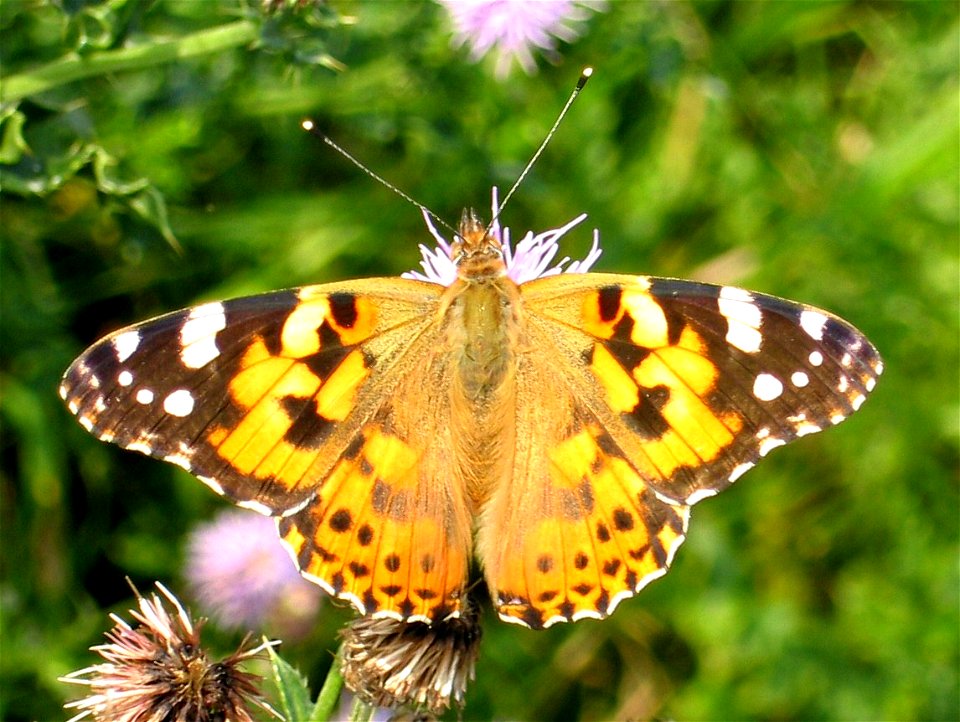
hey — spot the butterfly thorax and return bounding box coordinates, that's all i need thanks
[446,208,517,397]
[442,209,521,508]
[450,208,507,283]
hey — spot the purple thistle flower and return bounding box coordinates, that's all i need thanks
[438,0,605,77]
[403,187,601,285]
[184,509,321,636]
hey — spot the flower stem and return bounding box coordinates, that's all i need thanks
[312,643,346,722]
[1,20,258,103]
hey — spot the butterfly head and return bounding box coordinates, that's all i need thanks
[451,208,507,281]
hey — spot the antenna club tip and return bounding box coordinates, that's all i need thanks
[301,119,315,131]
[576,67,593,90]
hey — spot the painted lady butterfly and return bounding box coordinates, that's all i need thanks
[61,189,881,629]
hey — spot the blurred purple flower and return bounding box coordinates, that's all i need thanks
[403,187,601,285]
[185,509,321,637]
[438,0,605,77]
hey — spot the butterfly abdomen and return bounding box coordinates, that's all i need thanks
[445,278,522,510]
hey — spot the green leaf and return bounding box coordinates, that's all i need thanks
[0,107,28,164]
[266,641,318,722]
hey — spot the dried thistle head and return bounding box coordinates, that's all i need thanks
[341,604,482,716]
[60,581,278,722]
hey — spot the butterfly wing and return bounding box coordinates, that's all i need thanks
[481,272,882,628]
[61,279,471,622]
[477,347,691,629]
[277,325,474,623]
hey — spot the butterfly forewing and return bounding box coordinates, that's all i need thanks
[60,281,441,511]
[521,273,883,506]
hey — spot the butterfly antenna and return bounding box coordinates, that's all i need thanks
[301,119,459,237]
[488,66,593,233]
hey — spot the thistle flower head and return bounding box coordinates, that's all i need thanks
[60,582,278,722]
[403,187,601,285]
[438,0,605,77]
[340,605,482,715]
[185,509,322,637]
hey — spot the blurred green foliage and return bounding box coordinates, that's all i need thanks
[1,1,957,720]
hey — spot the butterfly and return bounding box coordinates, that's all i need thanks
[61,195,882,630]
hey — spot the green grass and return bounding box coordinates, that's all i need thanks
[2,1,957,720]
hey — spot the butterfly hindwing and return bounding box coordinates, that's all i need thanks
[479,343,691,628]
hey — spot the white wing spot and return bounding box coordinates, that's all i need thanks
[180,302,227,369]
[79,416,94,432]
[718,287,763,353]
[237,499,274,516]
[687,487,719,504]
[634,566,669,594]
[118,370,134,387]
[280,495,315,517]
[851,393,866,411]
[569,609,605,624]
[718,286,754,305]
[808,350,824,367]
[875,361,884,375]
[841,352,853,367]
[197,475,225,495]
[300,569,337,598]
[726,324,762,354]
[759,437,786,457]
[728,462,755,483]
[113,331,141,363]
[790,371,810,387]
[795,423,822,437]
[135,388,155,405]
[800,311,828,341]
[59,383,68,400]
[830,413,846,425]
[753,373,784,401]
[94,396,106,412]
[164,453,193,472]
[163,389,195,417]
[756,426,770,440]
[88,375,101,389]
[665,523,688,563]
[67,400,79,414]
[126,439,153,455]
[865,377,877,392]
[838,376,849,393]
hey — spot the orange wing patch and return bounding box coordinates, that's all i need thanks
[581,282,744,480]
[278,426,469,622]
[205,292,376,496]
[491,422,689,629]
